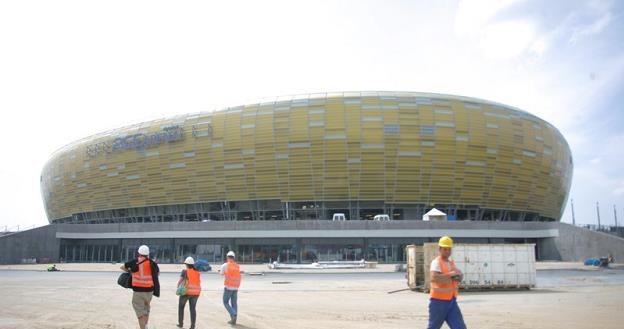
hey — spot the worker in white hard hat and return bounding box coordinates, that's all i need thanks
[120,244,160,329]
[176,256,201,329]
[427,236,466,329]
[219,250,242,325]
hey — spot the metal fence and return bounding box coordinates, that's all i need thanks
[577,224,624,238]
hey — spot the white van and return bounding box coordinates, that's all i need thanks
[373,214,391,221]
[332,213,347,221]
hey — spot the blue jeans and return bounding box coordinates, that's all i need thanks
[223,288,238,317]
[427,298,466,329]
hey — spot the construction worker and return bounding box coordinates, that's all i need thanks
[177,256,201,329]
[427,236,467,329]
[220,251,241,325]
[120,245,160,329]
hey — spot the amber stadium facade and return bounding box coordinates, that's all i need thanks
[34,91,573,264]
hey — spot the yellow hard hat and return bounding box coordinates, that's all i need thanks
[438,236,453,248]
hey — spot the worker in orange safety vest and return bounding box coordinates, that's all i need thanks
[177,256,201,329]
[427,236,467,329]
[220,251,242,325]
[120,244,160,329]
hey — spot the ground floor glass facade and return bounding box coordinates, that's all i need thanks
[58,237,539,264]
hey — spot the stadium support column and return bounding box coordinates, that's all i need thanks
[117,238,123,263]
[171,238,176,263]
[296,238,302,264]
[231,239,238,259]
[284,202,290,220]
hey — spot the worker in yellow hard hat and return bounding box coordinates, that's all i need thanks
[427,236,466,329]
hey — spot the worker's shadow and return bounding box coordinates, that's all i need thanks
[232,324,257,329]
[456,289,562,304]
[460,288,562,299]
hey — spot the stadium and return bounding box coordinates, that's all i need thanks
[5,91,584,264]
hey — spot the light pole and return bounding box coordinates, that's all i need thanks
[571,199,576,226]
[596,202,601,231]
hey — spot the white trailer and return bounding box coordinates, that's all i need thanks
[407,243,536,291]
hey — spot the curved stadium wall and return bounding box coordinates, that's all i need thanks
[41,91,573,224]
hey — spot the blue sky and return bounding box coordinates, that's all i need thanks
[0,0,622,228]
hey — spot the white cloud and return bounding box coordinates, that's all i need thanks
[563,133,624,224]
[455,0,616,60]
[455,0,539,59]
[613,183,624,196]
[455,0,526,36]
[569,11,612,44]
[529,35,549,56]
[479,20,536,59]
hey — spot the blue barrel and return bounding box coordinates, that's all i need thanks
[584,258,600,266]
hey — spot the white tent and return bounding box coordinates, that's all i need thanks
[422,208,447,221]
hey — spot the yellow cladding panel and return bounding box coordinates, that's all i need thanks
[41,92,573,222]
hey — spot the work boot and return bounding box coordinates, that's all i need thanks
[228,315,237,325]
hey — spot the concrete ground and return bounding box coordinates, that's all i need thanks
[0,262,623,329]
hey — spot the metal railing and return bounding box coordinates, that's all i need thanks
[576,224,624,238]
[2,224,39,235]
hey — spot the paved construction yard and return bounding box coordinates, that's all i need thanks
[0,263,623,329]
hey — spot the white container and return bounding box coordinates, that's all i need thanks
[421,243,536,290]
[406,245,424,289]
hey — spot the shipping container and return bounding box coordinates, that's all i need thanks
[407,243,536,291]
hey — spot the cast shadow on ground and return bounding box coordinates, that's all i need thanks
[231,324,257,329]
[459,288,562,297]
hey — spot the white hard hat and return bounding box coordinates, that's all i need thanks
[138,245,149,256]
[184,256,195,265]
[227,251,236,258]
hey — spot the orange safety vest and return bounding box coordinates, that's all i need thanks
[186,268,201,296]
[430,256,459,300]
[132,257,154,288]
[224,261,241,289]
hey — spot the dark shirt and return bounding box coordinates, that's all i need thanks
[124,258,161,296]
[179,266,197,279]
